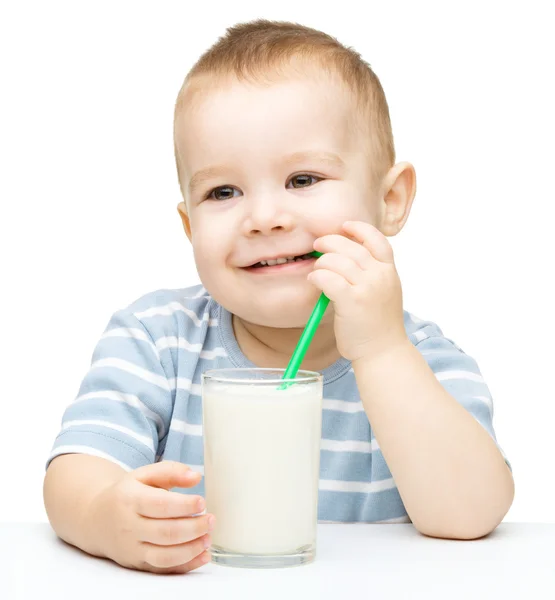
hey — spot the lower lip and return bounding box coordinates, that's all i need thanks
[243,258,316,275]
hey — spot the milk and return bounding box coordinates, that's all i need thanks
[203,377,323,556]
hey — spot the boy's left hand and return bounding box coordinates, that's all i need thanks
[308,220,408,363]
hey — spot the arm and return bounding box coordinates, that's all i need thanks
[309,220,514,540]
[44,454,213,573]
[44,454,125,557]
[352,341,514,539]
[44,304,212,572]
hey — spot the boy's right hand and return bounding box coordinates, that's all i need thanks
[90,460,214,574]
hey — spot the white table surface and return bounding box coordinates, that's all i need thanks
[1,523,553,599]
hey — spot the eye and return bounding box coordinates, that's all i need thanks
[205,186,241,201]
[287,174,322,189]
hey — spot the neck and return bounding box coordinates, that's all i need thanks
[232,314,341,372]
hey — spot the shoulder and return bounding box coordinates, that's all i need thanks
[106,285,217,340]
[403,310,485,380]
[125,285,212,316]
[403,310,465,353]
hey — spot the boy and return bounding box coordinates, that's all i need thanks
[44,19,514,574]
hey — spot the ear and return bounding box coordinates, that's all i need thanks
[379,162,417,237]
[177,201,192,242]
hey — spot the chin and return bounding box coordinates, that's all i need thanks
[265,315,309,329]
[212,286,322,327]
[237,301,317,329]
[242,310,309,329]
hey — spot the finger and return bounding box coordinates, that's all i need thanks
[142,534,212,570]
[140,551,211,575]
[313,234,374,270]
[312,253,362,285]
[138,514,215,545]
[134,484,205,519]
[173,550,211,574]
[342,221,394,264]
[132,461,202,491]
[307,269,350,303]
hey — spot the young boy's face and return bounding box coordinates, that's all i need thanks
[175,72,386,328]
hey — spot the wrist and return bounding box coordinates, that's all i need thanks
[351,337,414,372]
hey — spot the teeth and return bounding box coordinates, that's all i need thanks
[255,254,312,267]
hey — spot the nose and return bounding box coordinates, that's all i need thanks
[242,195,295,237]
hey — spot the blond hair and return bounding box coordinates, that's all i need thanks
[173,19,395,198]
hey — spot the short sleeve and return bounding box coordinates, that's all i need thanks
[46,309,174,472]
[415,335,511,471]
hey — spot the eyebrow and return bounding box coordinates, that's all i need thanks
[188,151,346,195]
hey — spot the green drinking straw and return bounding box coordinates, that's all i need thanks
[280,251,330,388]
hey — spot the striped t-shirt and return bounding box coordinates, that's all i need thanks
[47,285,509,523]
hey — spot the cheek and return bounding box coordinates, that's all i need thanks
[311,183,377,231]
[190,216,227,276]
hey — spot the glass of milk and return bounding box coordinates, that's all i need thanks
[202,368,323,568]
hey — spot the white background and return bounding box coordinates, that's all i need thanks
[1,0,553,524]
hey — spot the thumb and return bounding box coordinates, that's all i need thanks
[131,460,202,490]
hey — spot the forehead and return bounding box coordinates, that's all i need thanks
[179,64,356,120]
[174,72,362,172]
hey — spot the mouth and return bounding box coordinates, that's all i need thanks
[249,253,315,269]
[242,252,317,274]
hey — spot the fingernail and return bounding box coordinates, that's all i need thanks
[207,515,215,531]
[203,535,212,549]
[200,551,211,564]
[197,497,205,512]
